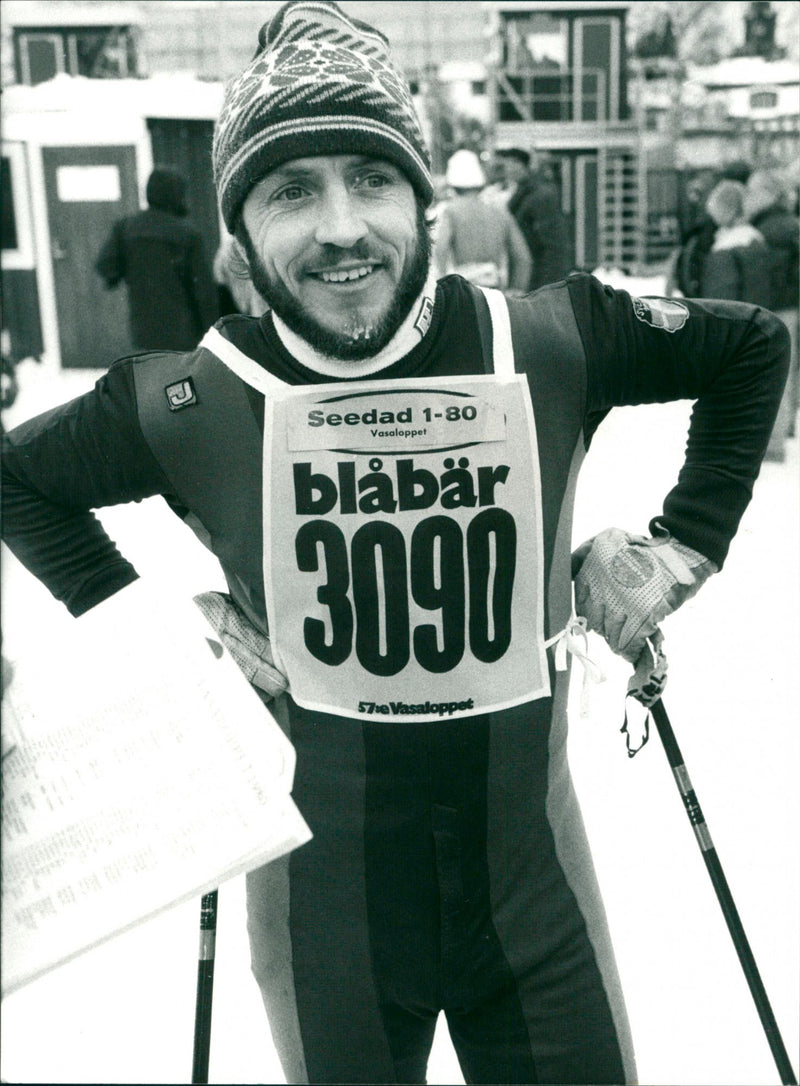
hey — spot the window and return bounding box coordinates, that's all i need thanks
[71,28,137,78]
[14,26,137,85]
[17,33,64,85]
[496,11,617,123]
[750,89,778,110]
[576,18,617,122]
[502,12,568,73]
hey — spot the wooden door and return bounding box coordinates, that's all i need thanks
[42,145,139,368]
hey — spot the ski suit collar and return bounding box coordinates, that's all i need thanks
[267,268,438,378]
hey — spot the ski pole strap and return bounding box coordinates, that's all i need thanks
[622,631,669,756]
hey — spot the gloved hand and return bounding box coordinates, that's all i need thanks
[571,527,717,664]
[194,591,288,700]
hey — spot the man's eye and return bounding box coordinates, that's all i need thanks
[275,185,307,202]
[357,172,390,189]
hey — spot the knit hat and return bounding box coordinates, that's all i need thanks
[212,0,434,233]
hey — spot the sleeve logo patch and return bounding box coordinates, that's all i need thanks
[632,296,689,333]
[165,378,198,411]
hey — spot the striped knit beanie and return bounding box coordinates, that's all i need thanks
[212,0,434,233]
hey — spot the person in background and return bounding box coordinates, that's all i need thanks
[2,2,790,1083]
[706,180,764,251]
[669,162,754,300]
[433,149,531,290]
[481,153,513,208]
[667,168,719,298]
[96,166,219,351]
[495,147,573,290]
[700,180,775,308]
[745,169,800,459]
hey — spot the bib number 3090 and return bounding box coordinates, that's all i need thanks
[295,509,516,677]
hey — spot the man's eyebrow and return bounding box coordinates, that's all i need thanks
[351,156,399,171]
[263,165,317,184]
[274,157,394,177]
[256,156,399,190]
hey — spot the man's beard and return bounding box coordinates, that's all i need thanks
[238,203,432,362]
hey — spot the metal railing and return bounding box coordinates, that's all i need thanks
[494,66,607,124]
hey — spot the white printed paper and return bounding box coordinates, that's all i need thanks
[1,580,311,994]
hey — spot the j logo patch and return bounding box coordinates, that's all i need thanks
[165,378,197,411]
[414,295,434,338]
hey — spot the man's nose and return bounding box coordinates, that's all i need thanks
[314,186,368,249]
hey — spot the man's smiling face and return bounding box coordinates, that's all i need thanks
[239,154,431,361]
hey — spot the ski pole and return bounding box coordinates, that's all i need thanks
[650,697,797,1086]
[191,889,219,1084]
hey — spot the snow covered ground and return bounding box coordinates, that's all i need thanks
[2,287,798,1084]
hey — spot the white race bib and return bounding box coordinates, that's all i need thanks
[263,370,548,721]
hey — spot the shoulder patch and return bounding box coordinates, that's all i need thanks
[165,377,198,411]
[631,296,689,333]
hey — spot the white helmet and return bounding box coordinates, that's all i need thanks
[445,149,486,190]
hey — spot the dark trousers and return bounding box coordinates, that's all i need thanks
[246,699,635,1084]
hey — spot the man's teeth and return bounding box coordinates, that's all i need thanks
[319,266,374,283]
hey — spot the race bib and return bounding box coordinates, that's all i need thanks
[199,290,550,723]
[263,372,548,721]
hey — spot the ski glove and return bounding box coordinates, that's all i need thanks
[193,591,288,700]
[571,527,717,664]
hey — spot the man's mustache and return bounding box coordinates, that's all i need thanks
[306,241,382,270]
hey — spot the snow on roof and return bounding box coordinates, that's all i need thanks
[4,1,143,27]
[689,55,799,88]
[3,74,225,121]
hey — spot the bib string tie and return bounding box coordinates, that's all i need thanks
[544,615,606,717]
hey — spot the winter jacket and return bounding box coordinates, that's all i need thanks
[700,236,780,310]
[507,175,573,290]
[751,205,800,311]
[96,208,219,352]
[673,215,717,298]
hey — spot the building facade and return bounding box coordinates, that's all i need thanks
[2,2,797,370]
